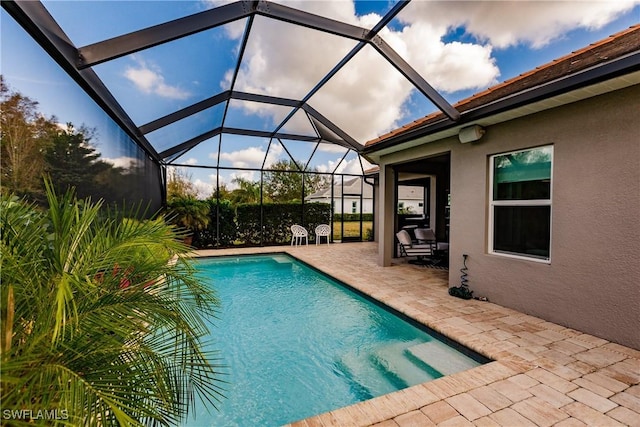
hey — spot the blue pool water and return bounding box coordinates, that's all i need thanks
[187,254,483,426]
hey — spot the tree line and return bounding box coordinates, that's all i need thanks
[1,76,143,205]
[168,160,330,204]
[2,74,334,209]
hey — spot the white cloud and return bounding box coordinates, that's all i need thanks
[203,171,260,194]
[402,1,639,49]
[334,155,373,175]
[315,158,344,174]
[216,0,500,142]
[315,164,329,174]
[389,24,499,93]
[264,142,284,168]
[184,157,198,165]
[205,0,637,143]
[220,170,258,190]
[215,140,284,169]
[218,146,267,168]
[230,170,257,184]
[124,57,191,100]
[193,178,213,199]
[317,143,348,154]
[102,156,140,169]
[334,157,357,175]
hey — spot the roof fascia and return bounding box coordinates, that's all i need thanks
[76,1,255,68]
[2,0,161,163]
[461,50,640,122]
[364,51,640,154]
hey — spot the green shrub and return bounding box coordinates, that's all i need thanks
[166,197,210,231]
[193,199,237,248]
[0,182,224,425]
[365,227,374,241]
[333,213,374,222]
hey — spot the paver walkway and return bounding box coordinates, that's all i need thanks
[195,243,640,427]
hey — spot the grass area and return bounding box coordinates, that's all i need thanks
[333,221,372,241]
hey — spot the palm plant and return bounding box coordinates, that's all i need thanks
[166,197,210,243]
[0,180,224,426]
[166,197,210,230]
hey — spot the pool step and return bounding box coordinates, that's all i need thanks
[337,350,399,398]
[338,339,480,399]
[371,340,440,387]
[406,340,480,376]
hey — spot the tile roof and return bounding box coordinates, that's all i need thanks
[365,24,640,148]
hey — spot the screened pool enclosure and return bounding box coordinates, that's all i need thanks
[2,0,462,245]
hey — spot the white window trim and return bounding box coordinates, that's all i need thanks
[488,146,553,263]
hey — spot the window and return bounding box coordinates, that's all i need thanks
[489,145,553,261]
[352,201,357,214]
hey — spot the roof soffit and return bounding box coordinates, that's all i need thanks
[365,25,640,155]
[367,70,640,162]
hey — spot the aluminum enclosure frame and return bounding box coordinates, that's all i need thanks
[2,0,461,169]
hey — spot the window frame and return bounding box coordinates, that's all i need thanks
[488,145,553,263]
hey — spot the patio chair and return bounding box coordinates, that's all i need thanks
[396,229,436,264]
[414,228,436,245]
[415,228,450,253]
[290,224,309,246]
[315,224,331,245]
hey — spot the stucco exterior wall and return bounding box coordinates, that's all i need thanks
[378,84,640,348]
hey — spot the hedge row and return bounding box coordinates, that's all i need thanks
[193,202,331,247]
[192,200,237,248]
[333,213,373,222]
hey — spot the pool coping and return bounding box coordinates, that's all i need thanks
[192,243,640,427]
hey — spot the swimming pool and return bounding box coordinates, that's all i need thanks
[187,254,485,426]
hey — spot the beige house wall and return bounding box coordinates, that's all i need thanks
[376,84,640,349]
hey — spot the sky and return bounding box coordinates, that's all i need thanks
[2,0,639,196]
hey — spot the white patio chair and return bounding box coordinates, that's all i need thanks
[396,229,436,263]
[315,224,331,245]
[290,224,309,246]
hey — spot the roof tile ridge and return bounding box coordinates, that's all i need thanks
[454,25,640,106]
[365,25,640,147]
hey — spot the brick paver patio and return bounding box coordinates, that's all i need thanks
[195,243,640,427]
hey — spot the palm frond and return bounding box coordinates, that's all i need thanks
[1,180,225,425]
